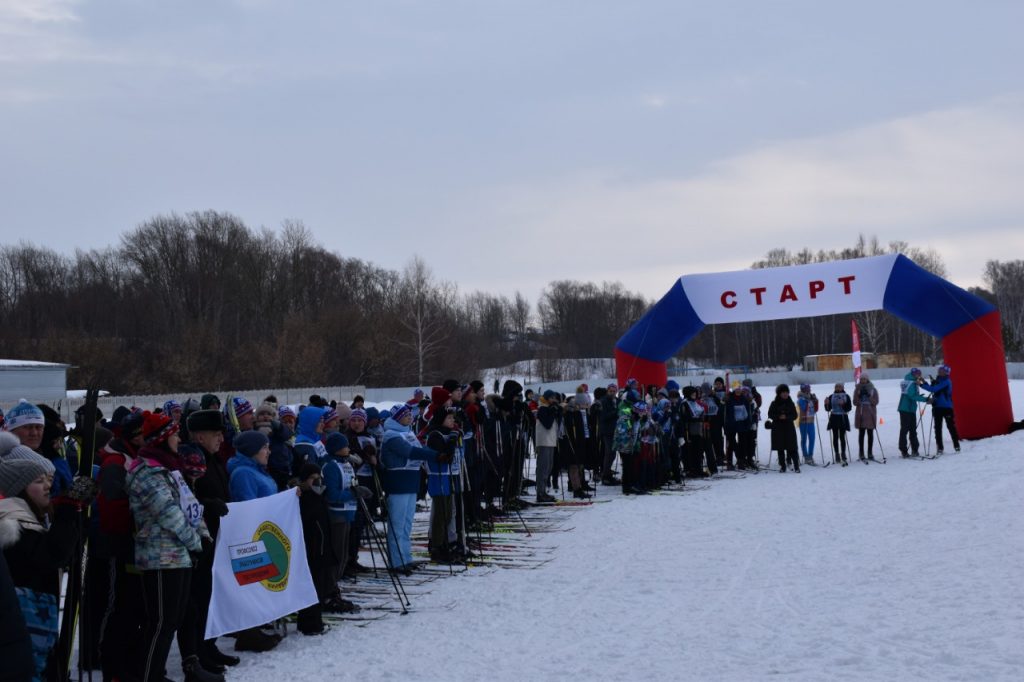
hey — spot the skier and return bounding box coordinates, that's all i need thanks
[920,365,960,453]
[897,368,929,457]
[796,384,819,466]
[824,383,852,466]
[853,375,880,461]
[680,386,710,478]
[723,385,755,470]
[533,391,560,504]
[767,384,800,472]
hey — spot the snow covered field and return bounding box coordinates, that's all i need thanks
[233,379,1024,681]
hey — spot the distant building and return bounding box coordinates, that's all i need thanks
[0,359,71,403]
[802,352,923,371]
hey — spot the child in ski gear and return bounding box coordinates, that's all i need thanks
[294,462,334,635]
[897,369,929,456]
[853,375,880,460]
[920,365,960,453]
[797,384,819,465]
[701,382,725,470]
[322,432,357,582]
[824,384,852,465]
[767,384,800,472]
[724,385,756,470]
[680,386,710,478]
[425,409,462,560]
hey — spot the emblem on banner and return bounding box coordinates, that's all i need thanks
[228,520,292,592]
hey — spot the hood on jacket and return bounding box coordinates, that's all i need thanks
[228,452,266,474]
[296,406,325,442]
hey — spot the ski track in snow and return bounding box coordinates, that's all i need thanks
[228,380,1024,681]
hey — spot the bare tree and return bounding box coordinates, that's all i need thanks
[395,256,457,385]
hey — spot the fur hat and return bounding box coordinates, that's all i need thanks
[3,400,44,431]
[186,409,223,434]
[233,430,269,457]
[324,432,349,455]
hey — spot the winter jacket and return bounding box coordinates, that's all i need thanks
[192,442,231,540]
[898,373,930,414]
[425,427,458,496]
[797,392,819,425]
[126,452,205,570]
[227,454,278,502]
[599,394,619,434]
[299,488,335,571]
[535,404,560,448]
[723,394,753,435]
[96,439,137,561]
[380,417,439,495]
[293,407,327,468]
[767,397,799,452]
[853,382,879,429]
[322,455,357,522]
[679,400,706,439]
[921,376,954,410]
[824,392,852,432]
[0,548,34,682]
[264,421,295,480]
[703,394,724,429]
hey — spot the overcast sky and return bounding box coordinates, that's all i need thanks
[2,0,1023,302]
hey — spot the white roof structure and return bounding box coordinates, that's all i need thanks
[0,359,71,404]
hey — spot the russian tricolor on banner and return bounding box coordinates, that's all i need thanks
[614,254,1013,439]
[230,540,278,586]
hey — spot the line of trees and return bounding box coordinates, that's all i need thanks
[1,214,1019,393]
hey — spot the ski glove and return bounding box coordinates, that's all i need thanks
[66,476,99,505]
[354,485,374,500]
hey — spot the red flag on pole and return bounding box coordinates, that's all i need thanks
[851,319,862,384]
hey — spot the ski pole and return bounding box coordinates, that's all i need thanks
[359,497,409,610]
[875,421,887,464]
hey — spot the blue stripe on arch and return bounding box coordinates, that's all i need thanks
[882,254,995,338]
[615,279,706,361]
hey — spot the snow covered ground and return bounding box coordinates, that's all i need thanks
[231,379,1024,681]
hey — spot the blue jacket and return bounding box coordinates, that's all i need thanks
[293,407,327,467]
[322,456,357,522]
[723,394,753,434]
[380,418,438,495]
[898,373,930,413]
[921,376,954,410]
[227,454,278,502]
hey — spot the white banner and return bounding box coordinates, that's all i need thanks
[205,489,319,639]
[680,254,898,325]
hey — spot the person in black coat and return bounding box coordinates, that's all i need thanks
[767,384,800,473]
[598,385,621,484]
[824,383,853,466]
[295,463,335,635]
[0,542,34,682]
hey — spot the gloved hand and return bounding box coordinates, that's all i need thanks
[764,420,774,430]
[205,498,229,517]
[67,476,99,505]
[354,485,373,500]
[348,453,363,468]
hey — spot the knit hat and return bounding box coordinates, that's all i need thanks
[278,405,297,420]
[324,432,349,455]
[0,455,55,497]
[186,409,223,434]
[334,403,352,422]
[542,389,557,402]
[575,391,593,408]
[255,403,277,422]
[233,430,269,458]
[321,407,339,425]
[391,404,412,422]
[683,386,698,398]
[162,400,182,415]
[700,382,712,395]
[910,368,922,376]
[442,379,460,394]
[181,450,207,479]
[120,410,145,440]
[230,397,253,419]
[834,382,844,390]
[0,432,54,468]
[412,389,424,400]
[469,380,484,393]
[349,409,367,424]
[800,383,811,393]
[365,407,380,422]
[665,380,681,393]
[938,364,951,375]
[776,384,790,395]
[141,411,179,446]
[200,394,221,410]
[3,399,45,431]
[378,408,391,421]
[742,378,754,388]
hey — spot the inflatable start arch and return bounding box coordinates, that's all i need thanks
[614,254,1012,439]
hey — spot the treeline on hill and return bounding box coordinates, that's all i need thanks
[0,214,1021,393]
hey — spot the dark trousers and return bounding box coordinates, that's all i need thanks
[831,428,848,460]
[100,557,145,681]
[777,448,799,469]
[858,428,875,457]
[933,407,960,450]
[601,432,617,478]
[138,568,191,682]
[349,509,366,568]
[898,410,920,454]
[706,425,725,465]
[296,561,331,634]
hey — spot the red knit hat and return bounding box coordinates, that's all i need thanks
[141,410,180,445]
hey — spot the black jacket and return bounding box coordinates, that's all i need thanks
[0,550,33,682]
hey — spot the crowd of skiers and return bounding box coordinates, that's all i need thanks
[0,367,961,681]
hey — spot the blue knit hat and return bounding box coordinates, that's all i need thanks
[366,407,380,422]
[665,380,681,393]
[163,399,182,415]
[3,399,45,431]
[390,404,412,422]
[233,430,269,457]
[324,432,349,455]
